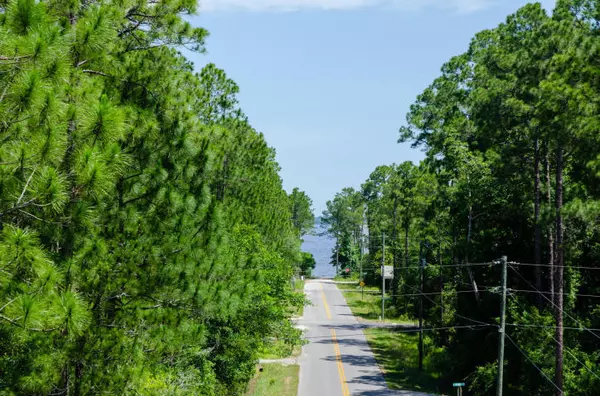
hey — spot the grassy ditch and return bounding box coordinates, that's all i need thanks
[364,327,445,394]
[340,283,414,324]
[340,283,446,394]
[246,364,299,396]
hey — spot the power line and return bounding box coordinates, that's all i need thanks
[389,290,493,298]
[402,283,493,327]
[278,324,494,340]
[506,323,600,332]
[508,295,600,383]
[547,332,600,382]
[343,262,496,272]
[505,333,563,394]
[508,289,600,299]
[342,285,600,300]
[509,262,600,271]
[340,290,495,297]
[508,265,600,342]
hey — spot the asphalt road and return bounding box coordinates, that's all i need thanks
[297,280,433,396]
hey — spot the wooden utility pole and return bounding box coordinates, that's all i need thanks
[497,256,508,396]
[360,231,364,283]
[381,233,385,322]
[336,244,339,277]
[555,147,564,396]
[418,242,424,371]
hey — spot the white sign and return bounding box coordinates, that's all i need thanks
[383,265,394,279]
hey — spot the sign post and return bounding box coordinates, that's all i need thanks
[453,382,465,396]
[382,265,393,322]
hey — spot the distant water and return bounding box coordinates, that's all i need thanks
[301,218,336,278]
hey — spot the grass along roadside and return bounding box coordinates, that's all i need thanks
[339,283,444,394]
[257,340,302,360]
[245,364,299,396]
[339,283,414,325]
[364,328,444,395]
[292,278,307,317]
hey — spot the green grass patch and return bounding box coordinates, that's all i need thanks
[258,339,302,360]
[364,328,444,394]
[246,364,299,396]
[293,278,305,292]
[333,274,360,281]
[340,284,413,324]
[290,278,307,317]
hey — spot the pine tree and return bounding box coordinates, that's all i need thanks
[1,0,305,393]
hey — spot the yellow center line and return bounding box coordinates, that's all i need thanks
[320,284,348,395]
[320,283,332,320]
[331,328,350,396]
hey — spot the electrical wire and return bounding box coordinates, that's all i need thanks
[339,290,495,297]
[507,295,600,383]
[401,283,493,327]
[388,290,491,298]
[506,323,600,332]
[342,285,600,300]
[278,324,494,341]
[508,289,600,299]
[547,333,600,382]
[509,262,600,271]
[509,264,600,342]
[505,333,563,394]
[345,262,496,272]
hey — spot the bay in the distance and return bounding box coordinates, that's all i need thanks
[301,217,335,278]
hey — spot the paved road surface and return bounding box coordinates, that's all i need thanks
[298,280,433,396]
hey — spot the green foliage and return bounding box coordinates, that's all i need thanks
[326,1,600,394]
[364,328,443,394]
[288,187,315,238]
[322,187,364,274]
[246,364,299,396]
[0,0,306,394]
[299,252,316,277]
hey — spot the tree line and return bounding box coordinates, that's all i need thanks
[323,1,600,394]
[0,0,314,394]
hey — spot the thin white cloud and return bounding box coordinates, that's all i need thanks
[199,0,495,13]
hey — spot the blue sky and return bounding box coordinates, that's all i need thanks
[186,0,555,214]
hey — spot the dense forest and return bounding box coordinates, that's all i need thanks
[323,1,600,395]
[0,0,313,394]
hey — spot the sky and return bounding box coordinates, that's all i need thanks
[185,0,556,214]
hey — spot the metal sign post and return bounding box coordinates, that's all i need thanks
[382,266,393,322]
[453,382,465,396]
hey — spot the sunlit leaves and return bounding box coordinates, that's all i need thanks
[6,0,45,36]
[0,0,304,393]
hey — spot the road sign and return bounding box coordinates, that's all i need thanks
[383,265,393,279]
[453,382,465,387]
[359,281,365,287]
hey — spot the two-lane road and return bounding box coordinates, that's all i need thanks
[297,280,432,396]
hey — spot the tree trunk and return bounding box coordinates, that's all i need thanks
[404,221,409,269]
[467,204,480,302]
[554,146,564,396]
[534,138,542,305]
[391,197,399,298]
[438,228,443,323]
[418,242,424,371]
[404,220,410,313]
[546,146,555,303]
[73,337,86,396]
